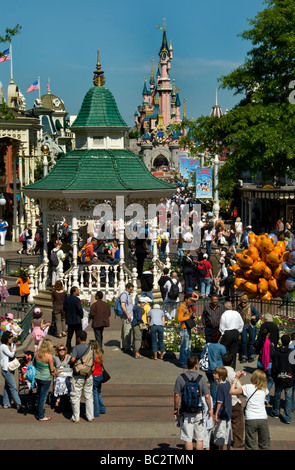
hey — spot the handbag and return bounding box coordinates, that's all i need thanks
[8,357,20,372]
[185,318,197,330]
[199,344,210,371]
[102,366,111,383]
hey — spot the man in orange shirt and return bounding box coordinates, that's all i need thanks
[177,294,197,368]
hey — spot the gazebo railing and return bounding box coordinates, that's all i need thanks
[56,262,138,301]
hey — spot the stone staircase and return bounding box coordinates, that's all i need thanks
[33,288,53,309]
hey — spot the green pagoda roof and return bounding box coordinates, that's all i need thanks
[24,51,176,200]
[71,86,128,128]
[24,149,175,194]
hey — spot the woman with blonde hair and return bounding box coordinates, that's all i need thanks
[35,338,60,421]
[230,369,270,450]
[89,340,106,417]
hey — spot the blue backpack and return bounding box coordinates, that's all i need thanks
[25,362,36,389]
[180,373,203,413]
[114,295,124,317]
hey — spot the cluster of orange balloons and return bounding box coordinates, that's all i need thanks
[231,233,289,300]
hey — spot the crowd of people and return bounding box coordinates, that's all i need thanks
[0,320,107,422]
[172,291,295,450]
[1,195,295,449]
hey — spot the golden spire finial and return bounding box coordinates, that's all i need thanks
[93,50,105,86]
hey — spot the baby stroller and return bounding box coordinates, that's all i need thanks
[18,352,38,415]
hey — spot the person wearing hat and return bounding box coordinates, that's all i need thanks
[236,294,259,363]
[138,297,151,326]
[148,304,166,360]
[1,313,23,339]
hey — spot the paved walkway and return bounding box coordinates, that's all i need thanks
[0,241,295,451]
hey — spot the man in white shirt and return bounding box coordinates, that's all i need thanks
[163,271,182,319]
[219,301,244,369]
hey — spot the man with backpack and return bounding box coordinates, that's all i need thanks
[163,271,182,319]
[173,355,212,451]
[50,240,65,286]
[197,253,213,299]
[157,232,168,260]
[69,330,94,423]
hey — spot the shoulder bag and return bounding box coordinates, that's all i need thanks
[199,344,209,371]
[8,357,20,372]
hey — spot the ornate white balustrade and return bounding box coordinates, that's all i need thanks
[27,260,139,303]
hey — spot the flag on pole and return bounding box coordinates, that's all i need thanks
[26,79,39,93]
[0,49,10,63]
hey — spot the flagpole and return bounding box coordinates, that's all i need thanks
[38,76,41,99]
[10,44,13,81]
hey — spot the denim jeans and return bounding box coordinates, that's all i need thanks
[206,241,212,256]
[179,328,191,367]
[141,291,154,302]
[240,326,257,360]
[177,247,184,260]
[257,367,273,403]
[150,325,164,352]
[272,384,293,423]
[1,369,21,407]
[35,378,51,419]
[93,374,106,417]
[200,277,211,297]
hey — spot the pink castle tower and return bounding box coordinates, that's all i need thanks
[157,22,173,125]
[132,22,189,173]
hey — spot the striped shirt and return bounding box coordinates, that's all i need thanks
[202,303,225,329]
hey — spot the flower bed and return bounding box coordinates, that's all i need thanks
[163,314,295,352]
[163,316,206,353]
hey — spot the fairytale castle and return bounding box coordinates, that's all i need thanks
[132,23,187,173]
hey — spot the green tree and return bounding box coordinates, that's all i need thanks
[180,0,295,189]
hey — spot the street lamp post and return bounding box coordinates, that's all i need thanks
[213,153,220,219]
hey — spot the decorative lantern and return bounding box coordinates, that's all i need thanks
[0,193,6,206]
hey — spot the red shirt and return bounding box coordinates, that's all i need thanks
[93,356,103,376]
[202,259,212,278]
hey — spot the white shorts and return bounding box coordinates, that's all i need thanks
[203,429,212,449]
[27,239,34,248]
[180,412,207,443]
[213,419,231,446]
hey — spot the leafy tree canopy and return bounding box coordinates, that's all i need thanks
[180,0,295,188]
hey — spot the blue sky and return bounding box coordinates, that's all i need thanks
[1,0,265,127]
